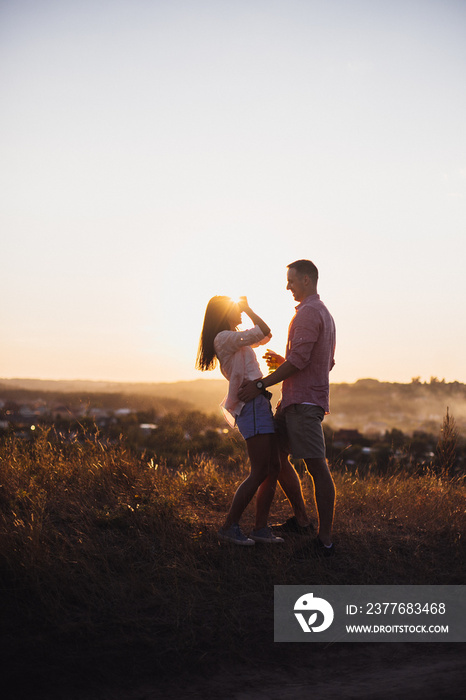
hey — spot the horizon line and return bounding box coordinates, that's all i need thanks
[1,376,464,387]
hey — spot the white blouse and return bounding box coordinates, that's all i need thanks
[214,325,271,424]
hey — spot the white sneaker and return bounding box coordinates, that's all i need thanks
[250,526,285,544]
[218,524,255,546]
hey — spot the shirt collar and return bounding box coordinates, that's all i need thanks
[295,293,320,311]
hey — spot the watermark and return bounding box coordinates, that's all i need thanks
[274,586,466,642]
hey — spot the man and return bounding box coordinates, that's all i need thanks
[238,259,336,555]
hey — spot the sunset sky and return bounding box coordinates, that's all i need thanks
[1,0,465,386]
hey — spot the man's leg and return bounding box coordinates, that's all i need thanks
[251,434,280,530]
[273,405,310,527]
[303,457,335,546]
[277,451,310,527]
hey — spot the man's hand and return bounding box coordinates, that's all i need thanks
[263,349,285,372]
[238,380,261,403]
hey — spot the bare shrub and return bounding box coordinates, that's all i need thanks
[437,407,458,475]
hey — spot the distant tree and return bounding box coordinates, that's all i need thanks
[429,376,446,385]
[179,411,213,437]
[384,428,406,450]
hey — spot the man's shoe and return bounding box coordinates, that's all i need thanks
[312,537,335,557]
[294,537,335,559]
[218,524,255,546]
[272,516,314,535]
[250,526,285,544]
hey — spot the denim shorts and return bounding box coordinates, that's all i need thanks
[274,403,326,459]
[236,394,275,440]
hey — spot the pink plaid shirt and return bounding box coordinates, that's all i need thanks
[281,294,336,413]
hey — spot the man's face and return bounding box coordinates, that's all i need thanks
[286,267,308,303]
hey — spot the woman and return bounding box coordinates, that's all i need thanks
[196,295,283,546]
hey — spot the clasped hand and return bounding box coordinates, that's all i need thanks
[237,350,285,402]
[238,379,260,402]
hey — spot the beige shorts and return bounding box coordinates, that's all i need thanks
[275,403,326,460]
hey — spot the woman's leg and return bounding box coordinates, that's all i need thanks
[222,433,271,530]
[253,434,281,529]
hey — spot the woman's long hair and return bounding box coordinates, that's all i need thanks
[196,296,234,371]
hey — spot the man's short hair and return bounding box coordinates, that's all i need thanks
[287,259,319,284]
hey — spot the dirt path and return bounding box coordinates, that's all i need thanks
[120,646,466,700]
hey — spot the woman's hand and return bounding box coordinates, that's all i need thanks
[238,297,271,338]
[238,296,249,312]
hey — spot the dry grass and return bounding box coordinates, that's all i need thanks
[0,429,465,698]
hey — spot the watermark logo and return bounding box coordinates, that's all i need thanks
[294,592,334,633]
[276,586,464,642]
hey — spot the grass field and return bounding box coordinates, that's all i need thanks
[1,429,465,699]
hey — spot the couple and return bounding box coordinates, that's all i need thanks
[196,259,336,555]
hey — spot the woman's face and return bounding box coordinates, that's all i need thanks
[227,302,242,329]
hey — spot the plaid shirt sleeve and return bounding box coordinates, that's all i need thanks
[286,310,319,370]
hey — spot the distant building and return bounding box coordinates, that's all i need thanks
[332,429,364,446]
